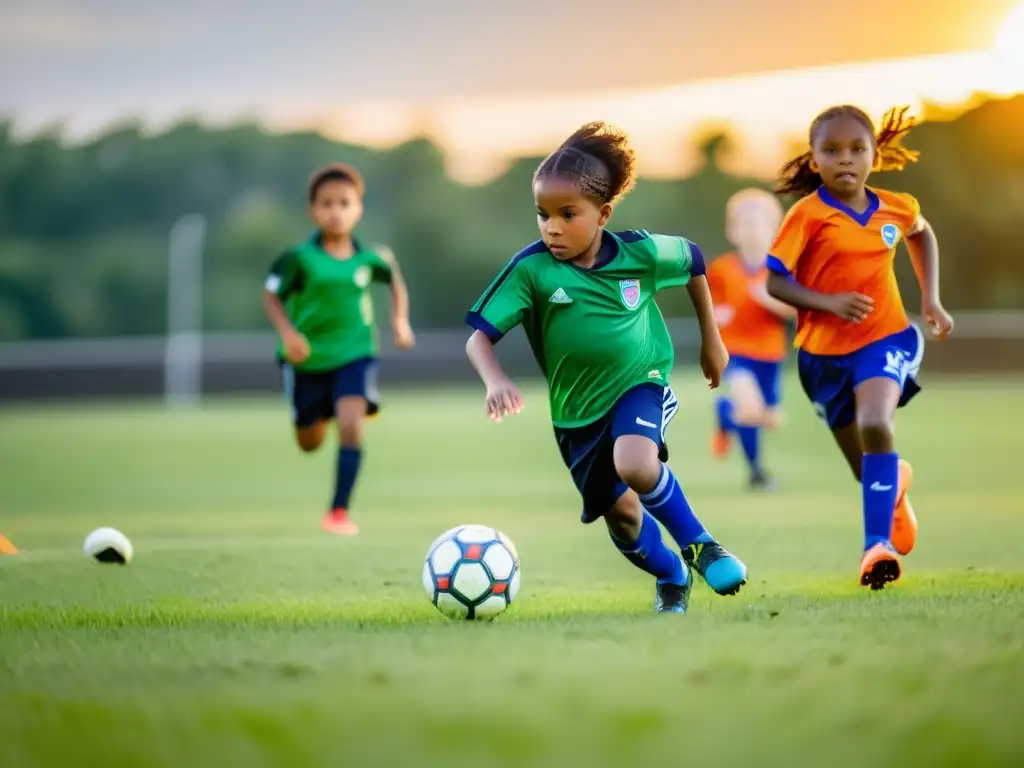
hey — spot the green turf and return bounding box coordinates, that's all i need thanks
[2,374,1023,767]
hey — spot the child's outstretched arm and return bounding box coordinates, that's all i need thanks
[264,252,310,363]
[749,280,798,320]
[766,205,873,324]
[466,330,524,422]
[465,256,532,421]
[766,272,874,324]
[388,260,415,349]
[377,247,415,349]
[686,274,729,389]
[263,289,309,364]
[905,217,953,340]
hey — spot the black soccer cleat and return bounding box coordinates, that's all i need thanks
[749,466,777,491]
[655,566,693,614]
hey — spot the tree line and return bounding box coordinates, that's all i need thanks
[0,94,1021,341]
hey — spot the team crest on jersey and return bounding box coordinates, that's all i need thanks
[619,279,641,310]
[880,223,901,248]
[353,266,371,288]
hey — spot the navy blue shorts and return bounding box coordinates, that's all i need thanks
[798,324,924,430]
[724,355,783,407]
[554,383,679,524]
[280,357,380,427]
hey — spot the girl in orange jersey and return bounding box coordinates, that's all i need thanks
[766,106,954,590]
[708,188,795,490]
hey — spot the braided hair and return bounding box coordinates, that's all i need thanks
[533,121,638,205]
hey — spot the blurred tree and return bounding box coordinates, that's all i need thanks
[0,95,1021,341]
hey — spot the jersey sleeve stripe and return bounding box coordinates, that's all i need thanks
[687,240,706,276]
[612,229,650,244]
[471,240,546,314]
[766,256,791,277]
[465,311,505,343]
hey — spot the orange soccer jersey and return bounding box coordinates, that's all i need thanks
[707,253,788,362]
[767,186,920,357]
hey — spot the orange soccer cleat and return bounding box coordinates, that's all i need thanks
[711,429,732,460]
[890,459,917,556]
[322,508,359,536]
[859,541,901,590]
[0,533,18,554]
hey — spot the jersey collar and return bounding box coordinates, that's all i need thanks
[567,229,620,271]
[817,185,879,227]
[309,231,363,252]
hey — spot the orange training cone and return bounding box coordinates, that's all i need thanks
[0,533,18,554]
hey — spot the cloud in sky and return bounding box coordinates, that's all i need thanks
[1,0,1019,180]
[0,7,198,51]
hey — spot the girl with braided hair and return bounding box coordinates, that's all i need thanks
[464,122,747,615]
[766,105,955,590]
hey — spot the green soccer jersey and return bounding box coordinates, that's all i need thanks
[266,235,393,372]
[466,229,695,428]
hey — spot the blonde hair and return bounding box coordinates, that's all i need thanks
[726,187,783,225]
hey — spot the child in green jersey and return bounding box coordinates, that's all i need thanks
[263,164,415,535]
[465,122,747,614]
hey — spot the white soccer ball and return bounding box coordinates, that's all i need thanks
[422,524,520,620]
[83,527,133,565]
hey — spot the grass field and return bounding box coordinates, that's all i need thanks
[2,373,1023,767]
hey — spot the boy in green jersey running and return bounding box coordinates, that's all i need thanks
[264,164,415,535]
[465,123,747,614]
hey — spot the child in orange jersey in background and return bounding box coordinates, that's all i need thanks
[708,188,795,490]
[766,106,954,590]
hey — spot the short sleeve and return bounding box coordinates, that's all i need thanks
[897,193,922,232]
[368,245,396,284]
[465,258,534,343]
[650,234,699,291]
[903,193,920,219]
[265,250,303,299]
[767,204,812,277]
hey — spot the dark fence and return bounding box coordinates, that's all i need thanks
[0,328,564,402]
[0,318,1021,402]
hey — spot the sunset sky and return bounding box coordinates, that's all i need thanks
[2,0,1022,181]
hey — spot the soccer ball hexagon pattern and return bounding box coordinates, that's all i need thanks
[422,525,520,620]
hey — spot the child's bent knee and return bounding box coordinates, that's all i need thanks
[335,396,367,447]
[296,423,326,452]
[734,400,765,425]
[612,436,661,492]
[616,458,659,491]
[857,417,894,452]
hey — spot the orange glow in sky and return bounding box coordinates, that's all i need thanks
[289,3,1024,184]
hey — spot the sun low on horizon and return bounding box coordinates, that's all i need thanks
[298,0,1024,185]
[13,2,1012,185]
[994,0,1024,51]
